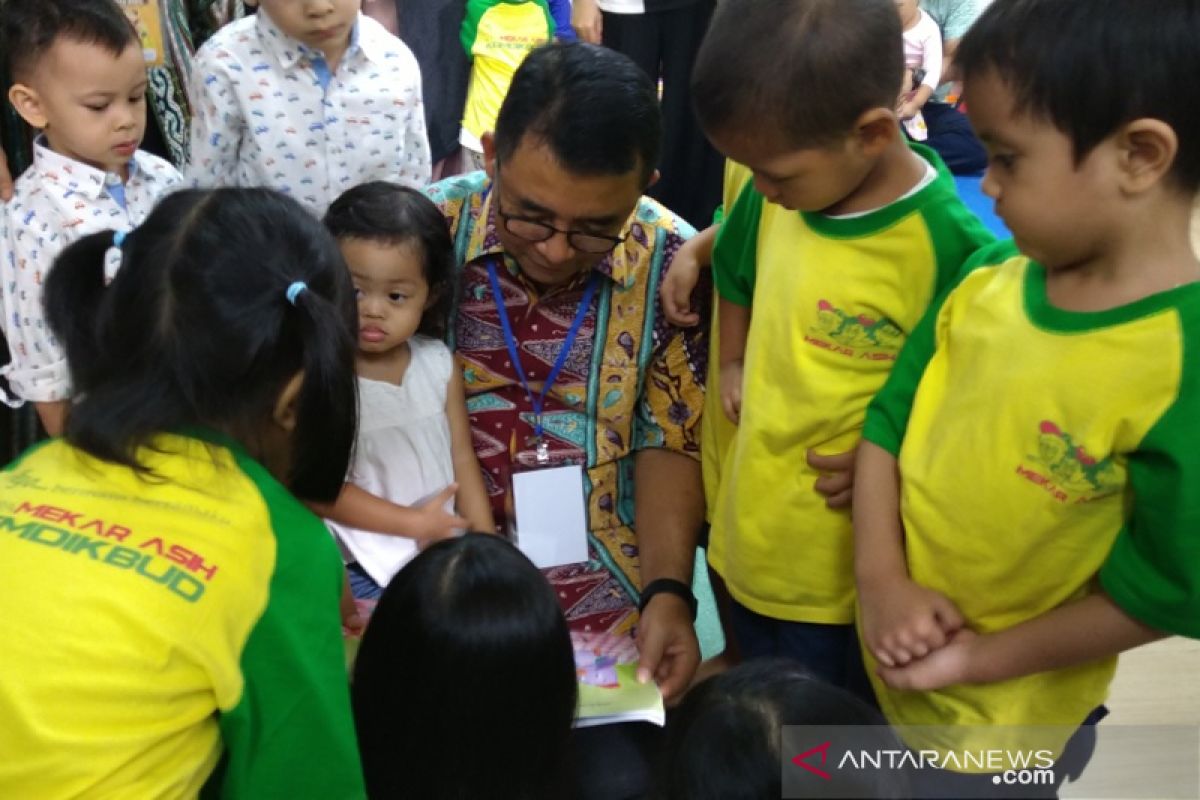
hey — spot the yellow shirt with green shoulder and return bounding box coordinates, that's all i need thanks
[460,0,554,148]
[864,240,1200,761]
[0,432,364,799]
[708,144,993,624]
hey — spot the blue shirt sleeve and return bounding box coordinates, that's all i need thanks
[546,0,577,41]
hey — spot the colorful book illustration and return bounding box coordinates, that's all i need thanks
[573,631,665,729]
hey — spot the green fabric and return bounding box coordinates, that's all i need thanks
[710,178,762,308]
[862,238,1017,456]
[211,447,365,800]
[1100,285,1200,638]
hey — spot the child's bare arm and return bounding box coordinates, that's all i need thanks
[446,367,496,533]
[308,483,468,543]
[855,440,964,667]
[340,569,365,636]
[661,224,717,327]
[717,296,750,423]
[35,400,69,437]
[877,592,1163,692]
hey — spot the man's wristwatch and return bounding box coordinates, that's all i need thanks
[638,578,698,621]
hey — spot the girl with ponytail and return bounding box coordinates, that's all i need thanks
[0,188,366,798]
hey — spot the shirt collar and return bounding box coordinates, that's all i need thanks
[463,179,639,290]
[255,9,371,72]
[31,136,149,201]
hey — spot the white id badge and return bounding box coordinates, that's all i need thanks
[512,464,589,569]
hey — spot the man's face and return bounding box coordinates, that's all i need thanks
[486,135,646,288]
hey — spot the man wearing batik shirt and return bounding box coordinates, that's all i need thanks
[427,42,706,799]
[186,0,430,215]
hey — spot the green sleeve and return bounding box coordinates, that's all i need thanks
[460,0,491,59]
[920,172,997,296]
[862,239,1018,456]
[711,180,763,308]
[1100,293,1200,638]
[213,454,365,800]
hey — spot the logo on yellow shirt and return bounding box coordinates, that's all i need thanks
[806,300,903,360]
[1015,420,1121,504]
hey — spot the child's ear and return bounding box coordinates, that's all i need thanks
[1115,119,1178,195]
[8,83,48,129]
[272,372,305,433]
[852,108,900,158]
[482,132,497,180]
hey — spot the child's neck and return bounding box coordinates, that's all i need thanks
[357,340,412,385]
[902,10,920,30]
[1044,196,1200,312]
[825,135,926,217]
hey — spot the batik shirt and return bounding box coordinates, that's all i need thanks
[186,10,431,215]
[427,171,707,636]
[0,139,182,403]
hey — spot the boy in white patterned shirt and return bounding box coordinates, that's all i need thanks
[1,0,183,435]
[187,0,432,216]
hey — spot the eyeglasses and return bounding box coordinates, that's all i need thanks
[493,189,627,255]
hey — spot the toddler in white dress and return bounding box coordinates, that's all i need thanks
[317,182,494,622]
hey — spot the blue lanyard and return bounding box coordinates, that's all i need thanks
[486,257,598,446]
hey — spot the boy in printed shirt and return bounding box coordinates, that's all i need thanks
[856,0,1200,791]
[678,0,992,692]
[187,0,431,216]
[0,0,182,435]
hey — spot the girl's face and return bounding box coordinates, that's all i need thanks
[895,0,919,26]
[340,237,432,356]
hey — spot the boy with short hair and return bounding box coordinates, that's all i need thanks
[856,0,1200,790]
[0,0,183,435]
[186,0,431,216]
[683,0,992,691]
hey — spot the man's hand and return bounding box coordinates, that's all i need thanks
[572,0,603,44]
[860,574,964,668]
[807,447,857,509]
[877,628,977,691]
[0,147,13,202]
[635,592,700,703]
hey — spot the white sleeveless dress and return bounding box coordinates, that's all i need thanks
[327,335,457,588]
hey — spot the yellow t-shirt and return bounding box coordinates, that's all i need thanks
[0,433,363,798]
[864,241,1200,761]
[460,0,554,148]
[707,145,993,624]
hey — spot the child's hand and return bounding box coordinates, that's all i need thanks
[340,571,366,637]
[719,360,744,423]
[412,484,470,544]
[859,575,964,668]
[897,98,921,120]
[660,242,706,327]
[807,447,857,509]
[877,628,978,691]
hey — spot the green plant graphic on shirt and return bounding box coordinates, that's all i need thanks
[811,300,904,350]
[1032,421,1120,494]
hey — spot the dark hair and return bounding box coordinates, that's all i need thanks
[44,188,359,502]
[692,0,903,147]
[352,534,578,800]
[494,42,661,184]
[323,182,454,339]
[2,0,137,81]
[655,660,906,800]
[957,0,1200,191]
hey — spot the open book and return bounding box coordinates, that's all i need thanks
[573,631,665,728]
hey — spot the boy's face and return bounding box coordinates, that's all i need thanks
[967,70,1119,271]
[259,0,360,54]
[708,128,875,214]
[8,38,147,177]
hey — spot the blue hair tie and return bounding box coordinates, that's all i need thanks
[286,281,308,306]
[113,230,127,248]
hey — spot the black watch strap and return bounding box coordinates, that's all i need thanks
[637,578,698,621]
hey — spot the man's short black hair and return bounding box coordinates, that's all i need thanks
[493,42,661,184]
[958,0,1200,192]
[3,0,138,81]
[692,0,903,148]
